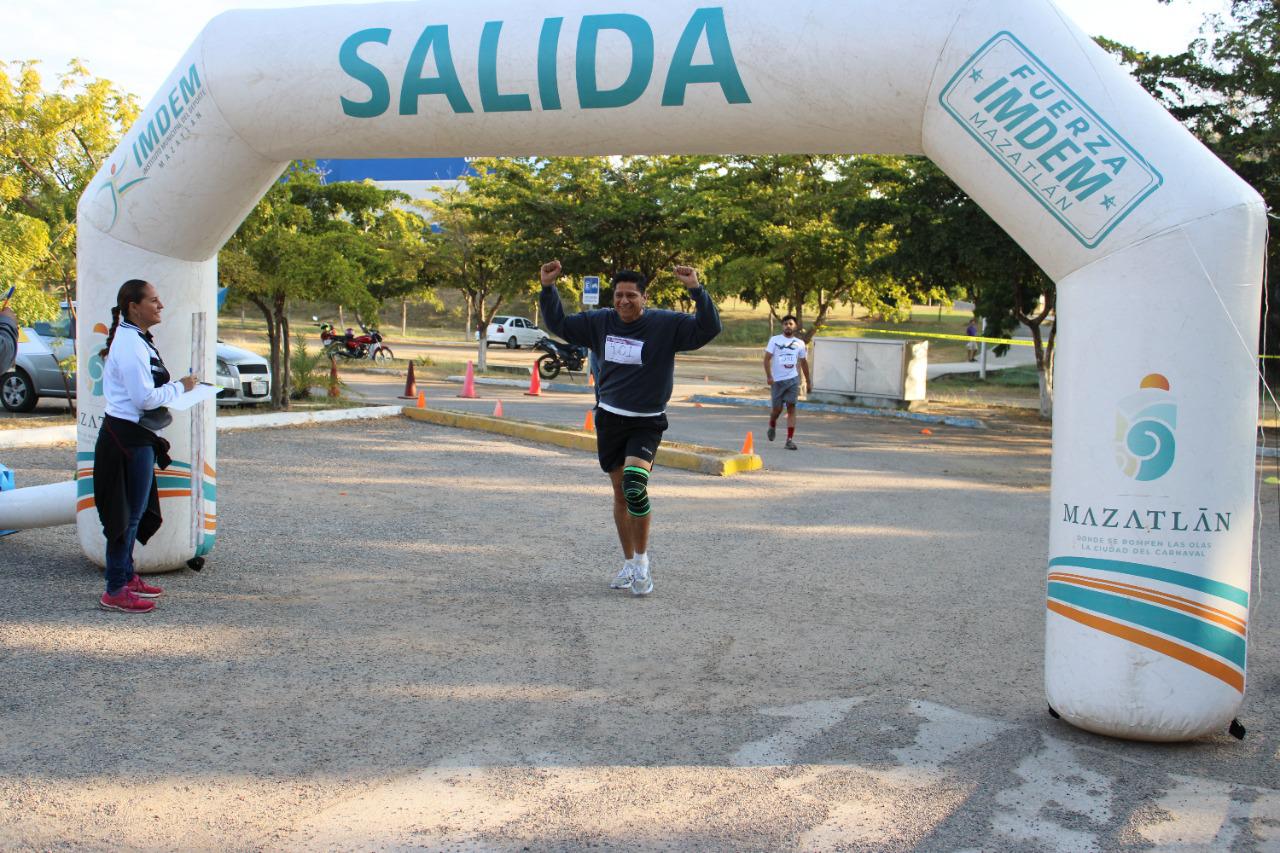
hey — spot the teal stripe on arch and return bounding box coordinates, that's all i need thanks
[1047,581,1246,668]
[76,478,93,497]
[76,452,94,462]
[202,482,216,501]
[1049,556,1248,607]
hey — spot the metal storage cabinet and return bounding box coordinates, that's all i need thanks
[810,337,928,407]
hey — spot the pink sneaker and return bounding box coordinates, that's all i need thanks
[126,574,163,598]
[98,588,156,613]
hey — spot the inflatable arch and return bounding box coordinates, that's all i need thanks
[64,0,1265,740]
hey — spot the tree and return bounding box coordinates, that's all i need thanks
[867,157,1058,418]
[219,163,391,406]
[425,176,540,371]
[0,59,137,319]
[1098,0,1279,375]
[695,155,897,342]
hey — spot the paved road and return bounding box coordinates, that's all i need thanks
[2,404,1276,850]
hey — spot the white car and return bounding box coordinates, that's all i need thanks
[214,342,271,406]
[481,316,547,349]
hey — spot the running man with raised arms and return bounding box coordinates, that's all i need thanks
[764,315,811,450]
[540,261,721,596]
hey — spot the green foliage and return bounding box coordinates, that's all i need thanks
[220,162,435,404]
[0,59,136,313]
[690,155,901,339]
[288,338,327,400]
[1099,1,1279,362]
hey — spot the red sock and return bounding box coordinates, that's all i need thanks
[769,417,778,428]
[787,426,795,440]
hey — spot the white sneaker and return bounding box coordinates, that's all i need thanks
[610,563,634,589]
[630,566,653,596]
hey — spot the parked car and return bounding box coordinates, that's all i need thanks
[478,316,547,349]
[2,323,75,412]
[214,342,271,406]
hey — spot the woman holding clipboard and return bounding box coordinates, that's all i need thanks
[93,279,198,613]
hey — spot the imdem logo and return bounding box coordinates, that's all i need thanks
[1115,374,1176,481]
[92,161,148,231]
[940,31,1162,249]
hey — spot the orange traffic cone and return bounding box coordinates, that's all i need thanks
[458,360,478,398]
[583,410,595,432]
[741,432,754,454]
[416,390,426,409]
[588,372,595,387]
[525,367,541,396]
[327,358,340,398]
[398,360,418,399]
[493,400,504,417]
[920,428,933,436]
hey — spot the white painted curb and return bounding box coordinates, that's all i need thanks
[0,406,402,450]
[214,405,401,431]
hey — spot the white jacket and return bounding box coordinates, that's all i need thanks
[103,323,181,422]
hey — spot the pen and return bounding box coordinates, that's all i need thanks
[0,285,14,311]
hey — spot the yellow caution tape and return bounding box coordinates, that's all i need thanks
[848,328,1280,360]
[845,328,1035,347]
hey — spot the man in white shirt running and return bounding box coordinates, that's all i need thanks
[764,315,811,450]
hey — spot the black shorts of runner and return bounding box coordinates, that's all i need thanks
[595,409,668,473]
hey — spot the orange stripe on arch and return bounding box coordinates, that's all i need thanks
[204,462,216,478]
[1048,572,1248,635]
[156,489,191,499]
[76,497,96,512]
[1047,599,1244,692]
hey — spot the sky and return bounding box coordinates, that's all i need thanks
[1,0,1234,102]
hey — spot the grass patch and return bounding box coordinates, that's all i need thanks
[932,364,1042,388]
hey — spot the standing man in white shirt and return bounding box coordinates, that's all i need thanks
[764,315,811,450]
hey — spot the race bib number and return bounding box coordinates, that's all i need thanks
[605,335,643,365]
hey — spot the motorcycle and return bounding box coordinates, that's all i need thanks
[533,337,589,380]
[314,318,395,364]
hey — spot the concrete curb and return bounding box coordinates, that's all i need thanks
[0,406,403,449]
[401,406,761,476]
[446,375,594,394]
[689,395,988,430]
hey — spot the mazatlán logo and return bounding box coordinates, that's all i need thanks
[87,323,109,397]
[1115,373,1176,481]
[939,31,1162,249]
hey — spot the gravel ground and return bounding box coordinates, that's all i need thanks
[1,414,1278,851]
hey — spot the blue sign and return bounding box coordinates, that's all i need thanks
[583,276,600,306]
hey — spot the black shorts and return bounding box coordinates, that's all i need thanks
[595,409,668,473]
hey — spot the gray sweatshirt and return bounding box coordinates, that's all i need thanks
[541,284,721,415]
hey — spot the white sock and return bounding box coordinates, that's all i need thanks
[633,552,649,573]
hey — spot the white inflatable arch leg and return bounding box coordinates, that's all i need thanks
[71,0,1265,740]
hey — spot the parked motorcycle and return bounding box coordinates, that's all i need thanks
[314,318,394,363]
[533,337,588,380]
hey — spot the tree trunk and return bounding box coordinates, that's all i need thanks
[1028,323,1053,420]
[465,299,472,340]
[472,293,488,372]
[338,304,345,327]
[273,296,291,410]
[279,307,292,410]
[402,299,408,337]
[250,296,278,407]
